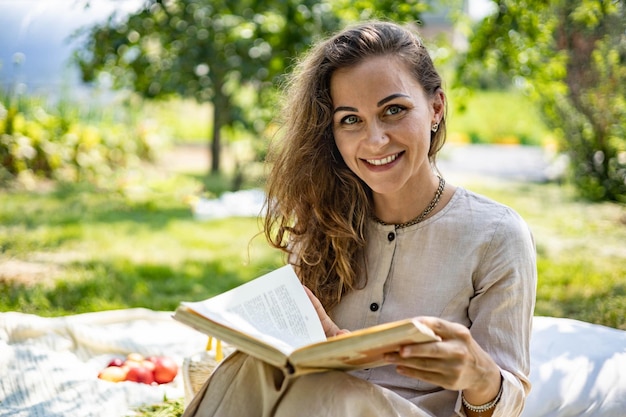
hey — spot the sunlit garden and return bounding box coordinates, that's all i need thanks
[1,88,625,328]
[1,0,625,416]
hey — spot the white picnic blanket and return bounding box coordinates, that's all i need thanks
[0,308,208,417]
[1,311,625,417]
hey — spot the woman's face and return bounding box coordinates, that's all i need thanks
[330,55,443,198]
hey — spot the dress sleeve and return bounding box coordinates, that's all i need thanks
[457,207,537,417]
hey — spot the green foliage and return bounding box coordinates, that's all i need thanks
[536,258,626,329]
[447,89,552,146]
[459,0,626,202]
[73,0,438,173]
[73,0,338,172]
[0,89,165,186]
[329,0,432,22]
[143,98,213,143]
[131,397,184,417]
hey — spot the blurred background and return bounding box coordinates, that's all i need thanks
[1,2,624,414]
[0,0,141,94]
[0,0,491,92]
[1,0,624,326]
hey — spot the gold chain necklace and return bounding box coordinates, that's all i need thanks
[373,176,446,229]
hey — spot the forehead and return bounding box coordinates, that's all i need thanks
[330,55,424,104]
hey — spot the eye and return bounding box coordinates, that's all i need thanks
[340,115,360,125]
[384,105,405,116]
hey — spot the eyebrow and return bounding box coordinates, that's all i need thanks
[333,93,410,114]
[333,106,358,114]
[377,93,410,107]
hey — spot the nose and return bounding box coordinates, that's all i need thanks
[365,121,389,147]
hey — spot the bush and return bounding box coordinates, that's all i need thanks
[457,0,626,202]
[0,89,167,186]
[447,90,552,147]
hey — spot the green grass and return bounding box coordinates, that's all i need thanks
[131,397,184,417]
[446,89,554,146]
[2,166,625,417]
[0,176,283,316]
[1,171,625,330]
[141,98,213,143]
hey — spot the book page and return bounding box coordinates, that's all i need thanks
[182,265,326,355]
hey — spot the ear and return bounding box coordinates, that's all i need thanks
[431,88,445,124]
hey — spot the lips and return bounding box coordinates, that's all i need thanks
[364,152,403,166]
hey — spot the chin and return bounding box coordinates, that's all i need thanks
[368,183,403,196]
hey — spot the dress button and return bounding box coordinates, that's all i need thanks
[370,302,379,312]
[387,232,395,242]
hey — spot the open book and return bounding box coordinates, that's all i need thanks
[173,265,440,376]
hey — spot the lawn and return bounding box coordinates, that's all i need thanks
[1,166,624,330]
[2,157,625,417]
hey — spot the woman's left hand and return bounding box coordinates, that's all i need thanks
[384,316,501,406]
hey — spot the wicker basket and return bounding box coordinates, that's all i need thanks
[182,338,233,405]
[182,351,221,404]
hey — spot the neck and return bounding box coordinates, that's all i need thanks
[372,176,445,226]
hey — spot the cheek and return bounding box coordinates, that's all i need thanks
[402,120,431,150]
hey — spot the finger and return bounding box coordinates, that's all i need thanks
[384,353,448,379]
[387,352,466,390]
[399,340,446,359]
[303,285,343,336]
[416,316,472,341]
[395,365,445,381]
[387,349,460,372]
[396,365,463,389]
[304,286,332,324]
[303,285,321,308]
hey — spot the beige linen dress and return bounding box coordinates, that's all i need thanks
[183,187,537,417]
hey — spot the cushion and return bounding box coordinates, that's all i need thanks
[523,316,626,417]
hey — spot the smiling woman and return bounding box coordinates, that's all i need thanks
[184,20,537,417]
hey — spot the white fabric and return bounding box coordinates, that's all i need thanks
[191,189,265,220]
[1,311,625,417]
[0,308,207,417]
[522,316,626,417]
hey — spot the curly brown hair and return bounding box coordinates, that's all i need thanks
[263,21,447,311]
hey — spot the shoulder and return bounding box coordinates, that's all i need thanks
[450,187,514,214]
[442,190,538,294]
[451,187,528,227]
[444,187,534,250]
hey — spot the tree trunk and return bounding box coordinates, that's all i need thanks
[210,103,220,174]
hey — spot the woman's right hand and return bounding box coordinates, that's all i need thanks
[303,285,350,337]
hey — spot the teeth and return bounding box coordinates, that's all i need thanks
[366,153,399,166]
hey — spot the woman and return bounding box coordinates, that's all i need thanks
[184,20,536,417]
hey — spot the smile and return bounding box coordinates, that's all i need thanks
[365,152,402,166]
